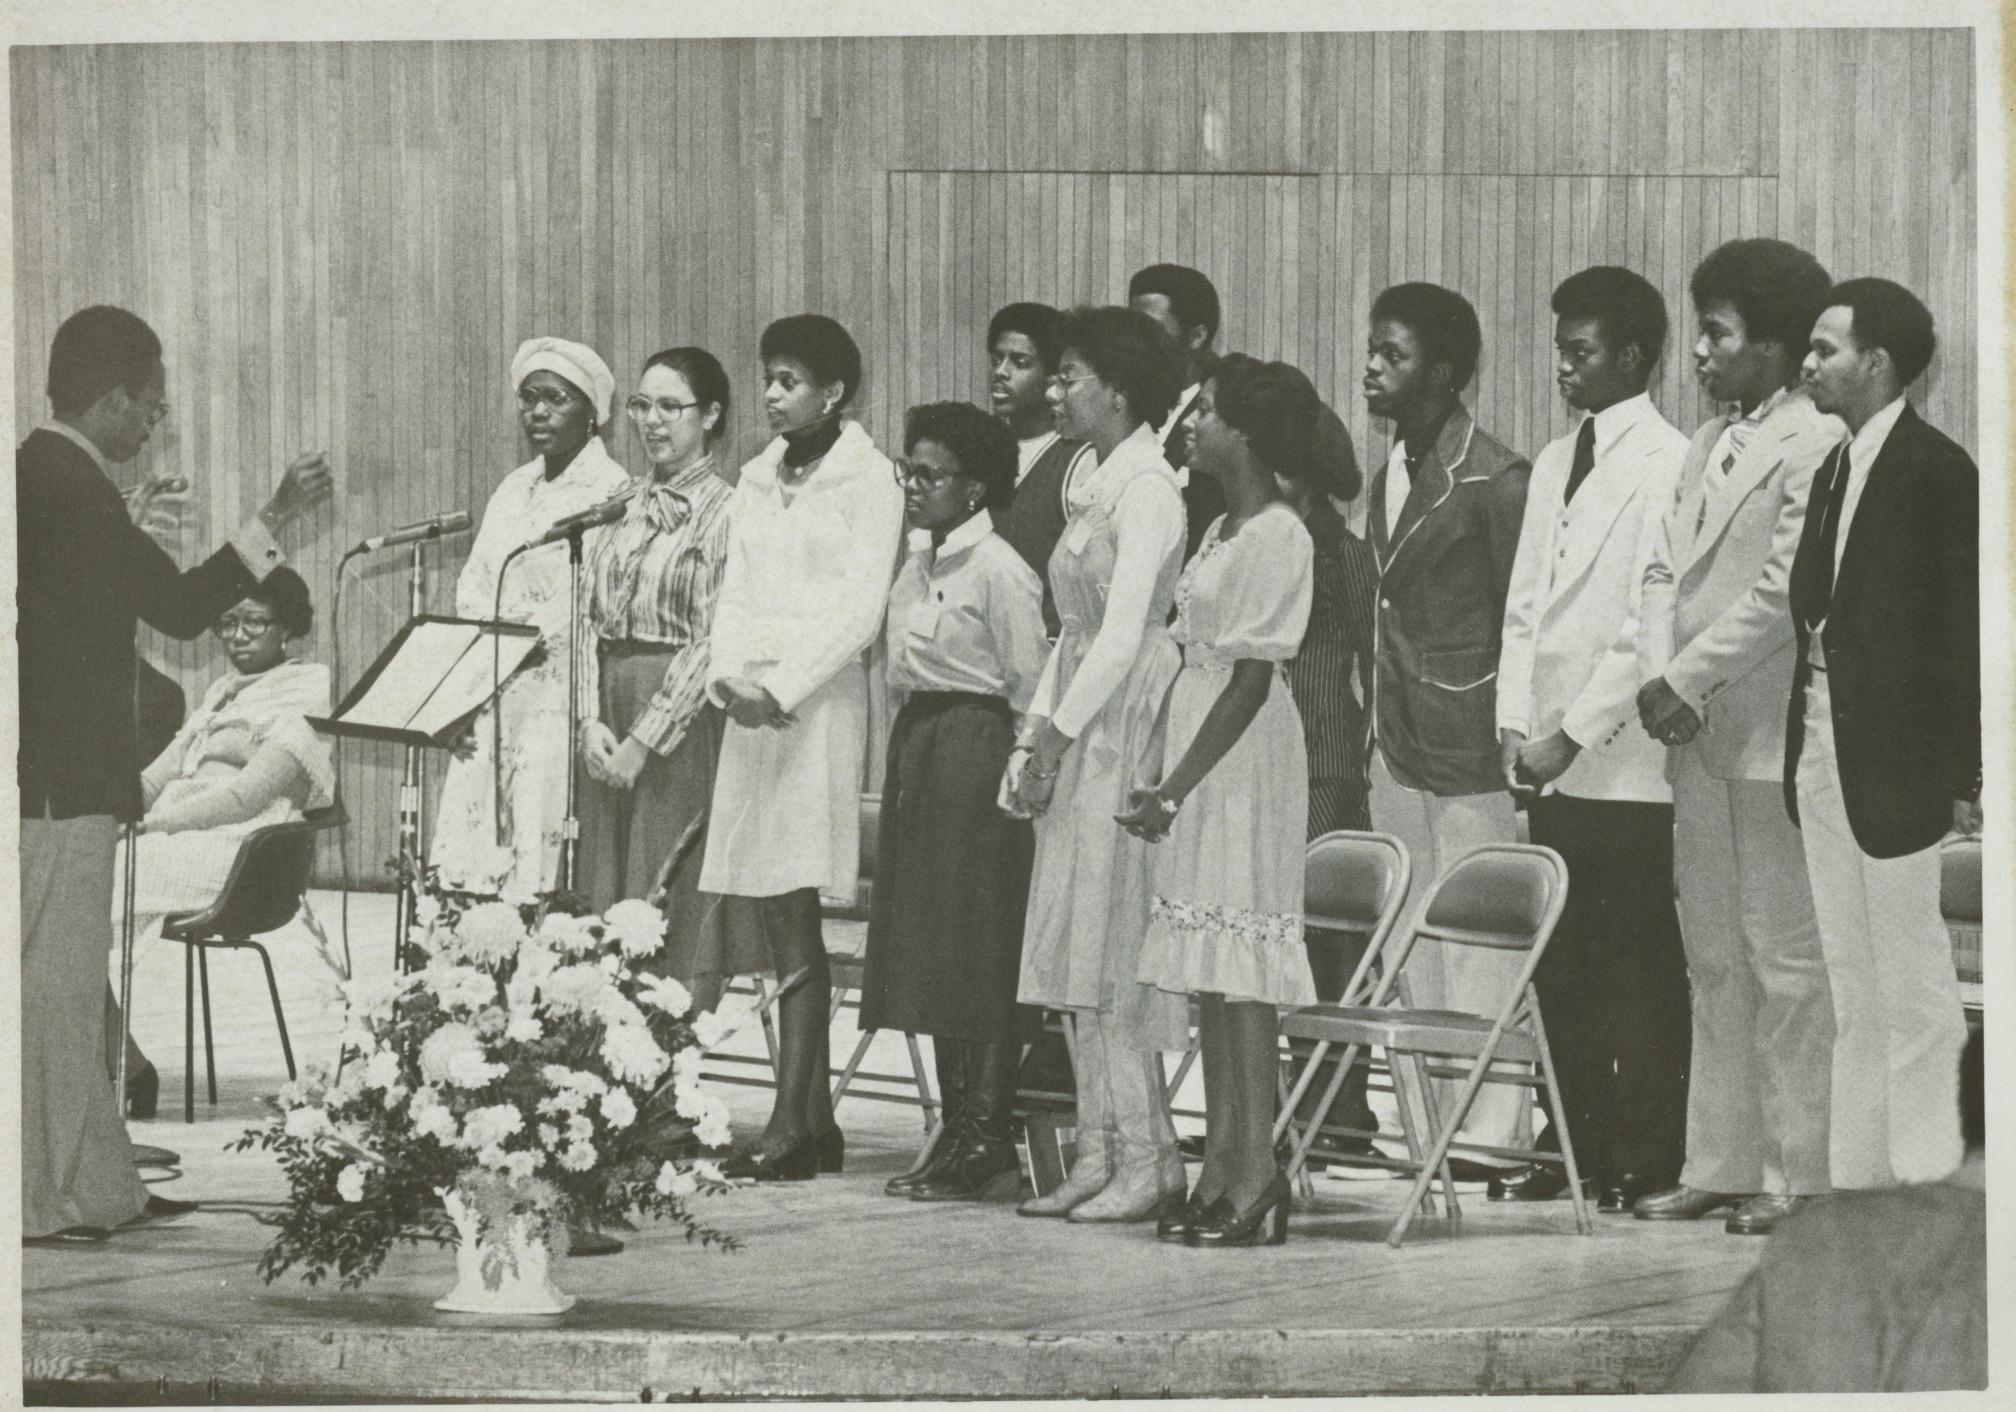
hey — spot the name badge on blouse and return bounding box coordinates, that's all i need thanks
[1063,518,1094,554]
[904,601,944,641]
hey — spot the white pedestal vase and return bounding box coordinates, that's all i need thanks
[433,1186,575,1316]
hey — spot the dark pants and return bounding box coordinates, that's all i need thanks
[1527,792,1691,1183]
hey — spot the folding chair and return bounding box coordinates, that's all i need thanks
[1942,836,1983,1028]
[159,805,346,1122]
[1275,842,1586,1247]
[1273,830,1413,1178]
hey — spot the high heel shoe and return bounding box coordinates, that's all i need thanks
[1186,1171,1290,1247]
[814,1125,845,1174]
[1155,1188,1213,1243]
[125,1061,158,1121]
[715,1138,818,1183]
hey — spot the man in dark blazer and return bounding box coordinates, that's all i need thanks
[1361,281,1532,1174]
[19,304,332,1245]
[1787,277,1977,1190]
[1127,262,1227,562]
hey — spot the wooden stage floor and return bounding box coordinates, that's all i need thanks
[24,891,1761,1402]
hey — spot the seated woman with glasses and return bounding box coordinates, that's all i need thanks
[577,349,735,948]
[431,337,632,900]
[106,567,334,1116]
[860,402,1049,1204]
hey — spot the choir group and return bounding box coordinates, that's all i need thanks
[19,235,1979,1256]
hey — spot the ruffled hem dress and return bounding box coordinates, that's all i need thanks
[1137,505,1318,1006]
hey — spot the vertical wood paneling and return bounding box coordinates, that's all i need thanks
[11,29,1976,884]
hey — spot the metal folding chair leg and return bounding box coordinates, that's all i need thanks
[1530,1010,1592,1236]
[249,941,297,1082]
[197,946,218,1106]
[902,1032,938,1131]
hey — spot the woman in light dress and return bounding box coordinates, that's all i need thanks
[107,567,333,1117]
[1007,305,1191,1224]
[1123,354,1320,1248]
[697,314,904,1182]
[431,337,631,899]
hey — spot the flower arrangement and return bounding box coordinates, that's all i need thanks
[233,851,753,1289]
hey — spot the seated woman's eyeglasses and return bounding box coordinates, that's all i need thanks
[625,396,701,421]
[215,612,280,641]
[893,459,962,489]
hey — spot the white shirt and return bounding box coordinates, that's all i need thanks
[887,509,1049,712]
[1382,438,1412,540]
[1015,431,1061,487]
[1155,382,1201,488]
[1834,395,1908,591]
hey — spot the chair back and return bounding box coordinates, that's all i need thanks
[1370,843,1569,1006]
[858,793,883,885]
[1943,838,1983,985]
[1303,830,1411,1003]
[162,806,345,943]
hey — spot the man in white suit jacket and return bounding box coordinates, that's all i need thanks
[1633,239,1843,1237]
[1492,267,1692,1214]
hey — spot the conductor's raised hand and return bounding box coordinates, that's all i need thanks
[126,473,189,545]
[260,451,336,530]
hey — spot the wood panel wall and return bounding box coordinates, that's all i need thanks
[10,30,1977,887]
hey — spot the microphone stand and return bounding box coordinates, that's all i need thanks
[390,538,430,975]
[558,522,587,894]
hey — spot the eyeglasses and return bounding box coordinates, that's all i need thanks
[1048,371,1101,391]
[893,459,965,490]
[517,388,580,414]
[214,612,281,641]
[625,396,702,422]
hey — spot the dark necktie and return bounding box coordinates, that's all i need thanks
[1801,442,1852,629]
[1563,417,1597,505]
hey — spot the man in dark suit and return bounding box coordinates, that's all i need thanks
[1127,263,1227,561]
[19,305,332,1245]
[1788,277,1977,1190]
[1361,281,1532,1176]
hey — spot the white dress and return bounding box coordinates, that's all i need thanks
[699,420,904,900]
[1137,505,1318,1006]
[113,660,335,953]
[431,438,631,896]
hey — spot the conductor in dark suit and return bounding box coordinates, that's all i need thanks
[19,305,332,1245]
[1787,278,1977,1190]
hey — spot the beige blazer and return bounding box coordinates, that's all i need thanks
[1639,388,1844,783]
[1496,394,1688,802]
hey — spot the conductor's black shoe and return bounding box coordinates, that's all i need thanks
[24,1225,110,1247]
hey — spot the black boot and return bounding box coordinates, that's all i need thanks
[887,1038,967,1196]
[911,1039,1021,1202]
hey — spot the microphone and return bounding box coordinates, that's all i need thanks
[350,510,473,555]
[520,495,629,550]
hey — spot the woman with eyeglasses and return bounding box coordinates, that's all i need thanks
[577,348,734,949]
[860,402,1049,1204]
[431,337,632,900]
[106,567,334,1114]
[1007,305,1192,1224]
[1123,354,1320,1248]
[695,314,904,1181]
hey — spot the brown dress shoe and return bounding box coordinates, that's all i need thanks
[1724,1192,1811,1236]
[1632,1183,1748,1220]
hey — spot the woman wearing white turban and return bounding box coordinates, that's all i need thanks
[431,337,633,899]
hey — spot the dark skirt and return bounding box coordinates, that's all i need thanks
[859,691,1036,1044]
[577,644,723,980]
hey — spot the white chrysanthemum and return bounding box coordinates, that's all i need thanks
[595,991,648,1033]
[411,1087,460,1144]
[541,1064,608,1097]
[600,1088,638,1130]
[363,1049,403,1092]
[601,1023,670,1087]
[538,1122,561,1150]
[602,898,666,958]
[505,1005,543,1043]
[567,1112,594,1145]
[694,1106,732,1149]
[450,901,526,966]
[636,973,694,1017]
[277,1064,331,1110]
[690,1009,732,1050]
[340,971,412,1025]
[655,1161,698,1198]
[673,1080,717,1122]
[541,962,614,1017]
[460,1103,525,1151]
[327,1062,370,1108]
[536,912,602,955]
[284,1106,334,1142]
[500,1149,540,1181]
[413,892,441,928]
[559,1140,598,1172]
[336,1164,367,1202]
[420,962,496,1015]
[693,1158,725,1185]
[418,1022,505,1089]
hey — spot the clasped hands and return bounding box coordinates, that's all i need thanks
[581,722,650,790]
[1498,728,1580,798]
[717,677,795,731]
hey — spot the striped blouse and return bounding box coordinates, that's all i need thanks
[1287,498,1378,833]
[585,454,734,756]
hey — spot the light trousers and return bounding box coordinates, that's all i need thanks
[22,811,148,1236]
[1796,674,1966,1187]
[1671,752,1833,1196]
[1368,752,1531,1162]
